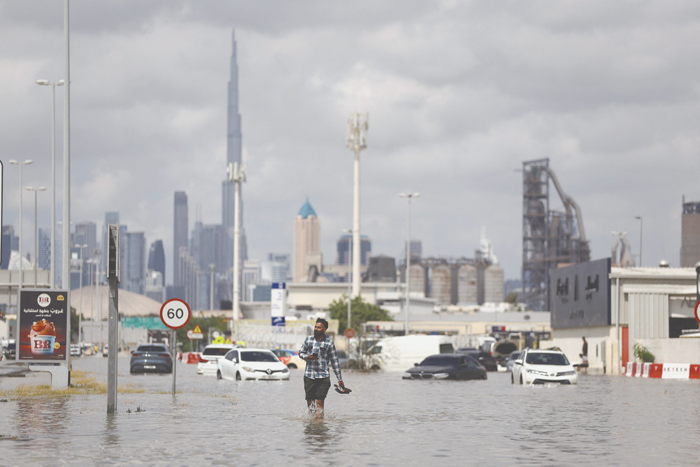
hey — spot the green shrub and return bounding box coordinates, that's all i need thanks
[633,343,655,363]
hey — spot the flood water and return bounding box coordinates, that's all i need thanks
[1,356,700,466]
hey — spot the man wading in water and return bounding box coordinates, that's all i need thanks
[299,318,345,418]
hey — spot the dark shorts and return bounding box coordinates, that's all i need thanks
[304,376,331,401]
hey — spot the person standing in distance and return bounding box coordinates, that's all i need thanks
[582,336,588,358]
[299,318,345,417]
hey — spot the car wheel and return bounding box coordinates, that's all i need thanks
[235,372,241,381]
[520,374,523,385]
[217,370,222,380]
[288,363,297,369]
[370,365,380,371]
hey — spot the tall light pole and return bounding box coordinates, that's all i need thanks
[635,216,643,267]
[227,161,246,339]
[63,0,72,352]
[209,264,216,310]
[76,243,87,343]
[35,79,64,288]
[346,113,368,298]
[399,193,420,336]
[9,160,33,289]
[26,186,47,287]
[342,229,353,329]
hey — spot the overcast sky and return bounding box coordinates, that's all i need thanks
[1,1,700,285]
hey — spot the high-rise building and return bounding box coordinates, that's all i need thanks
[101,212,119,278]
[1,226,17,270]
[242,260,259,301]
[173,191,188,287]
[123,232,146,294]
[337,234,371,265]
[190,222,227,273]
[293,199,320,281]
[148,240,166,283]
[681,197,700,267]
[222,30,248,271]
[38,228,51,270]
[144,270,165,303]
[260,253,290,285]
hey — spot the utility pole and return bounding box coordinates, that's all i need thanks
[399,193,420,336]
[227,161,246,341]
[346,113,368,298]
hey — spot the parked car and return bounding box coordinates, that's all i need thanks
[130,343,173,374]
[217,348,290,381]
[197,344,235,376]
[455,348,499,372]
[70,344,82,357]
[511,349,578,385]
[102,345,109,357]
[271,349,305,369]
[506,350,522,372]
[402,354,487,381]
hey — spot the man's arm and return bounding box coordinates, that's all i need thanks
[328,340,343,383]
[299,339,312,361]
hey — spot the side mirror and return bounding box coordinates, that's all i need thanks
[515,359,523,365]
[414,363,419,367]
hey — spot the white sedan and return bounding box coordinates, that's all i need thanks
[217,348,290,381]
[196,344,235,376]
[512,349,578,385]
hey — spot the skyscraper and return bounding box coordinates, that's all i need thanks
[173,191,188,287]
[73,221,97,286]
[222,30,248,270]
[38,228,51,270]
[681,197,700,267]
[293,199,320,282]
[148,239,166,282]
[337,234,371,265]
[123,232,146,294]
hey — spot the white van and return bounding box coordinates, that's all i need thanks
[363,335,456,372]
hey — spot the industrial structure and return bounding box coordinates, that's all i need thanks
[681,197,700,267]
[522,159,590,311]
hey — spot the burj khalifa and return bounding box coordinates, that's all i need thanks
[222,30,248,267]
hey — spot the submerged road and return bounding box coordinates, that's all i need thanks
[0,355,698,466]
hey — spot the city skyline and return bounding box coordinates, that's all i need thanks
[1,3,699,288]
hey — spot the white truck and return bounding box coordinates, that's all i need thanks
[363,335,456,372]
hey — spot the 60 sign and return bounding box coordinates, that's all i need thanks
[160,299,191,329]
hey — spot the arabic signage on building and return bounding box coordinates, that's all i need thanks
[550,258,611,329]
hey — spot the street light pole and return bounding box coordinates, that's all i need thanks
[342,229,353,329]
[9,160,33,290]
[36,79,64,288]
[346,113,368,298]
[76,243,87,343]
[635,216,643,267]
[227,161,246,340]
[26,187,46,287]
[399,193,420,336]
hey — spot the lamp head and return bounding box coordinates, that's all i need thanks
[23,160,33,165]
[36,80,50,86]
[57,80,64,86]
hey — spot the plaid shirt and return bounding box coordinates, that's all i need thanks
[299,334,343,381]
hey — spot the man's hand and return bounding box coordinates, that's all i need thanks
[338,380,345,389]
[307,354,319,361]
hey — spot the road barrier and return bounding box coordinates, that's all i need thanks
[624,362,700,379]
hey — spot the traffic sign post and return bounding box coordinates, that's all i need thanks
[345,328,355,339]
[160,299,191,395]
[694,300,700,326]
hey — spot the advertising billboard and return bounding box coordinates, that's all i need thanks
[16,289,69,362]
[550,258,611,329]
[271,282,286,326]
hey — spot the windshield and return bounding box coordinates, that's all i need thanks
[203,347,231,356]
[525,352,570,366]
[137,345,168,353]
[420,356,458,367]
[240,351,279,362]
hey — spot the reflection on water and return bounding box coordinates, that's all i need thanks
[1,356,700,465]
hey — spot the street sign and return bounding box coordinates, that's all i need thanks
[186,330,194,339]
[187,328,203,340]
[160,299,191,330]
[193,325,202,334]
[345,328,355,339]
[694,300,700,325]
[271,282,286,327]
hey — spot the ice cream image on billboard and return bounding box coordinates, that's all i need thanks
[29,319,57,355]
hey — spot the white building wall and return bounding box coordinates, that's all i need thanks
[542,326,617,375]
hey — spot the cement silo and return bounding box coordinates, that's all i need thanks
[484,264,504,303]
[408,264,426,297]
[431,264,452,305]
[457,264,478,304]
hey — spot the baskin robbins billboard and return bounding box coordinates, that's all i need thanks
[17,289,69,362]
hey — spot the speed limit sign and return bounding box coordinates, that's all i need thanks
[160,299,191,330]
